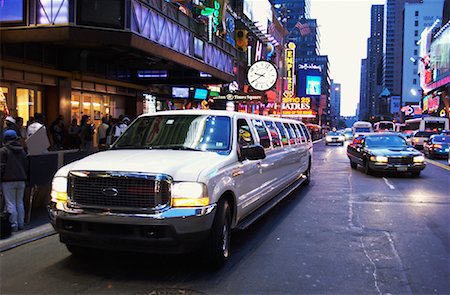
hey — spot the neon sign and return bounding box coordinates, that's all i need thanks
[285,42,296,94]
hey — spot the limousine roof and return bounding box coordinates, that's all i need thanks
[138,110,306,125]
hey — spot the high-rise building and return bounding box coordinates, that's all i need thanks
[360,4,384,120]
[402,0,444,105]
[359,59,368,120]
[383,0,421,102]
[271,0,310,32]
[330,80,341,128]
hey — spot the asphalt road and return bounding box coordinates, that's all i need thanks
[1,141,449,295]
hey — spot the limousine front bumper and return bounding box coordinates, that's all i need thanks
[48,203,217,254]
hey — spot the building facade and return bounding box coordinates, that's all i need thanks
[330,80,341,128]
[402,0,444,106]
[359,59,368,120]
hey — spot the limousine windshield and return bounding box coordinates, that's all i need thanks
[113,115,231,154]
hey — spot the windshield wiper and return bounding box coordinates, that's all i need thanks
[149,145,202,151]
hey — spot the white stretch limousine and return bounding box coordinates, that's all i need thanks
[48,110,313,267]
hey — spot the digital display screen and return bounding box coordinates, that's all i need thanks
[172,87,190,98]
[306,76,321,95]
[194,88,208,100]
[0,0,24,22]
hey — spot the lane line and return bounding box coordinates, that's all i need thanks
[382,177,395,190]
[425,158,450,171]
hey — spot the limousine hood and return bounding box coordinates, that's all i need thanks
[58,149,230,181]
[369,146,422,157]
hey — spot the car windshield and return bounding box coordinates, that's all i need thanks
[432,136,450,143]
[113,115,231,154]
[355,127,371,133]
[365,135,407,147]
[327,132,340,136]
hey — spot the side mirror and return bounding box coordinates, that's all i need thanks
[240,144,266,161]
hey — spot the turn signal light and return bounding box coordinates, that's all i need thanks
[432,144,442,149]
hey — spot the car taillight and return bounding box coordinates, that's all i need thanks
[432,144,442,149]
[413,138,419,142]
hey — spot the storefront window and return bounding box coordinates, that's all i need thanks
[71,92,81,122]
[0,87,9,115]
[16,88,36,126]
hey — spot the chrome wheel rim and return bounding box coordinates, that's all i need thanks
[222,223,229,258]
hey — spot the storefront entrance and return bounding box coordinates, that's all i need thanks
[0,84,43,126]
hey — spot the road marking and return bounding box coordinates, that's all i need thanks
[425,158,450,171]
[382,177,395,190]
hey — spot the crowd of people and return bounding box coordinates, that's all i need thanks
[0,111,131,235]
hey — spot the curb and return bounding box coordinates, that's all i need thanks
[0,223,56,252]
[313,138,324,144]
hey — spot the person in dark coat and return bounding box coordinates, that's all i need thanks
[0,130,28,231]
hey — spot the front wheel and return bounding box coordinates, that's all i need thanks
[364,160,373,175]
[304,162,311,185]
[411,171,421,177]
[350,160,357,169]
[205,199,231,268]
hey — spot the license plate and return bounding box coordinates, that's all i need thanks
[397,167,407,172]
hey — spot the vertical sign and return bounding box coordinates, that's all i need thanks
[285,42,296,95]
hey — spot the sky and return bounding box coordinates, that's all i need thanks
[309,0,385,116]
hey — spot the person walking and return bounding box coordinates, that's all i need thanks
[80,115,94,151]
[97,117,109,150]
[50,115,65,150]
[68,118,81,149]
[27,113,45,138]
[0,130,28,232]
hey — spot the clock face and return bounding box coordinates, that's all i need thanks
[247,61,278,91]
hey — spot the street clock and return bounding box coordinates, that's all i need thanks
[247,61,278,91]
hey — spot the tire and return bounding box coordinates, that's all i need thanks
[66,244,92,257]
[325,142,328,146]
[205,199,231,268]
[350,160,357,169]
[364,160,373,175]
[411,171,421,177]
[304,162,311,185]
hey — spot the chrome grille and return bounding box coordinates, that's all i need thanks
[388,157,412,165]
[68,171,171,210]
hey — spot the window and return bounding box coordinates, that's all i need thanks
[300,124,311,141]
[16,88,42,127]
[415,11,419,17]
[293,124,305,143]
[264,120,281,148]
[413,79,417,85]
[252,119,271,149]
[414,20,418,26]
[237,119,254,147]
[414,49,417,55]
[414,30,418,37]
[275,122,289,146]
[283,123,297,145]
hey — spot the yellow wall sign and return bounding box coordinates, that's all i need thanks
[285,43,295,94]
[281,92,312,115]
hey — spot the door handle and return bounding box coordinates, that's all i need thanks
[260,163,274,168]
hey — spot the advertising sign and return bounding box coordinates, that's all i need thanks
[390,96,401,114]
[297,63,322,97]
[285,43,296,94]
[280,92,313,116]
[428,95,440,112]
[422,95,430,112]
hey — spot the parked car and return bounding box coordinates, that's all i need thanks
[48,110,313,267]
[423,135,450,158]
[347,133,426,177]
[325,131,345,146]
[411,130,438,150]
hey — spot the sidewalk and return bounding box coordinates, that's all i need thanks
[0,206,55,252]
[0,138,324,252]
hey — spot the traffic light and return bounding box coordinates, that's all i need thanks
[236,30,248,52]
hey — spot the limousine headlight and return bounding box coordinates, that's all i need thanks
[171,182,209,207]
[51,177,68,205]
[413,155,425,163]
[370,156,388,163]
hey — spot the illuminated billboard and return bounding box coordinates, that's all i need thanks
[297,64,322,97]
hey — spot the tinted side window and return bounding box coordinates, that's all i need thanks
[252,119,271,149]
[294,124,305,143]
[283,123,296,145]
[300,124,311,141]
[275,122,289,146]
[264,120,282,148]
[237,119,255,147]
[289,123,300,144]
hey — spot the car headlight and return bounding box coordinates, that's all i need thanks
[325,137,331,142]
[370,156,388,163]
[413,155,425,163]
[51,177,68,203]
[171,182,209,207]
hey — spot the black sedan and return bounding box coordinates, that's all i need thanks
[347,133,426,177]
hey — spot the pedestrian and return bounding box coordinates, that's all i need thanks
[68,118,81,149]
[27,113,45,138]
[0,130,28,232]
[4,116,21,139]
[50,115,65,150]
[80,115,94,151]
[112,116,130,142]
[97,116,109,150]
